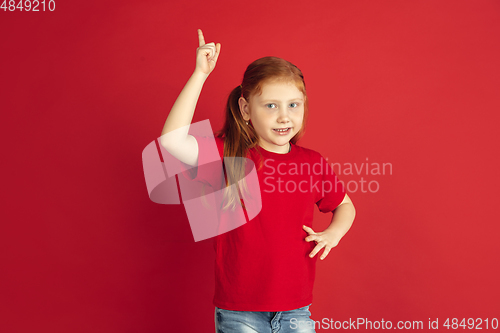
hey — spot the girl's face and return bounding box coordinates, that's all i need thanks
[239,80,305,154]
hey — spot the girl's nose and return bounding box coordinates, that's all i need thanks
[277,108,290,123]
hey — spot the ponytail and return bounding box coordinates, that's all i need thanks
[215,85,261,211]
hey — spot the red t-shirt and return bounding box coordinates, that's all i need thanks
[181,135,346,311]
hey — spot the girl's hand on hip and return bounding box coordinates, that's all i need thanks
[195,29,221,76]
[303,225,340,260]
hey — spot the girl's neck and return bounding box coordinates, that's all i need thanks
[258,142,291,154]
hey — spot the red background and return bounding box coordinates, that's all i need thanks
[1,0,499,332]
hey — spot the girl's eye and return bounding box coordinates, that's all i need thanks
[266,103,299,109]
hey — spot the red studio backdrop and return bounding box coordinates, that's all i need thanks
[1,1,499,332]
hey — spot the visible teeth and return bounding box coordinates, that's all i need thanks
[275,128,289,132]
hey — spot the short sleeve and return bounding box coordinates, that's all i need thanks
[315,154,346,213]
[179,135,225,190]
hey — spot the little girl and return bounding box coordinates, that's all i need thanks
[160,29,356,333]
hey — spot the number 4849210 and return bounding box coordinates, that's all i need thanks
[1,0,55,11]
[443,318,499,330]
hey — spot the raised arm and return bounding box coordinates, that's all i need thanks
[160,29,221,166]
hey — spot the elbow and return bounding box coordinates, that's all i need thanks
[159,137,173,155]
[159,132,182,154]
[159,137,171,151]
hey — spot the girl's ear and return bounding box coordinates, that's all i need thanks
[238,97,250,121]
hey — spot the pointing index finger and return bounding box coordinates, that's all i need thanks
[198,29,205,47]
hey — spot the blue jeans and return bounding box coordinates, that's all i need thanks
[215,304,316,333]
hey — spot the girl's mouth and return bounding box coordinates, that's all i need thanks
[273,127,291,135]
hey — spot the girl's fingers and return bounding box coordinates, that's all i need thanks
[197,29,220,66]
[320,247,331,260]
[212,43,221,62]
[309,243,324,258]
[199,45,214,61]
[305,234,320,244]
[208,44,220,63]
[200,43,216,58]
[206,43,216,59]
[303,225,316,234]
[198,29,205,47]
[303,226,332,259]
